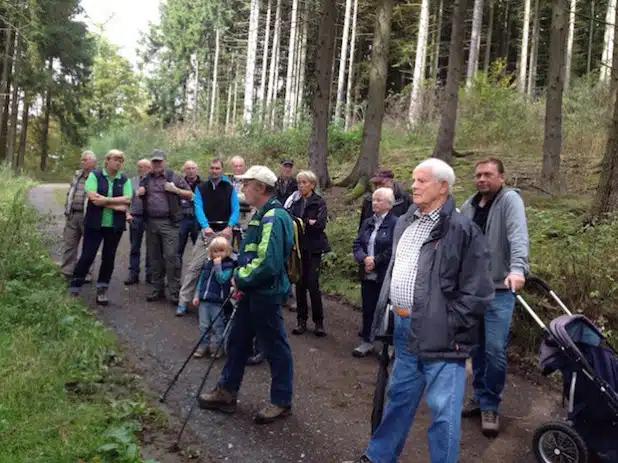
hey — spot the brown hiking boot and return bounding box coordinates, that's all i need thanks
[254,403,291,424]
[198,385,237,413]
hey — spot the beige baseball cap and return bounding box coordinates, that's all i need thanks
[237,165,278,187]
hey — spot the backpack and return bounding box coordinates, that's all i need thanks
[286,216,305,284]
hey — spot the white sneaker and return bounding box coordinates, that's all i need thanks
[353,342,374,358]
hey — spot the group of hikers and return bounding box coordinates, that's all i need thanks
[60,148,529,463]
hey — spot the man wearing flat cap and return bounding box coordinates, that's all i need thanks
[274,158,298,205]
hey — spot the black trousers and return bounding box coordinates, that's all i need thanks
[296,253,324,324]
[70,227,123,292]
[360,279,382,342]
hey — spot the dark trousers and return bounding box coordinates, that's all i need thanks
[128,215,151,279]
[178,215,199,262]
[296,253,324,324]
[361,279,382,342]
[219,296,294,407]
[147,218,181,299]
[70,227,123,293]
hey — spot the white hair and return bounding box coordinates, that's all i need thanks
[81,150,96,160]
[373,187,395,207]
[415,157,456,193]
[230,155,245,166]
[296,170,318,187]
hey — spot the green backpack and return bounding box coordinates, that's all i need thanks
[287,216,305,284]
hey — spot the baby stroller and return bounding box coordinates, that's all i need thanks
[516,275,618,463]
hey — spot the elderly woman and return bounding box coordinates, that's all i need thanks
[286,170,330,337]
[352,187,398,357]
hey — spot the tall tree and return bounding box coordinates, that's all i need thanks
[267,0,282,125]
[601,0,616,83]
[408,0,430,127]
[564,0,577,90]
[210,27,221,128]
[588,0,595,74]
[307,0,337,188]
[16,94,29,173]
[541,0,569,191]
[518,0,532,94]
[527,0,541,98]
[483,0,494,73]
[258,0,272,117]
[433,0,469,164]
[433,0,444,80]
[334,0,353,124]
[284,0,299,127]
[466,0,484,87]
[341,0,394,191]
[244,0,261,123]
[344,0,359,131]
[295,4,309,123]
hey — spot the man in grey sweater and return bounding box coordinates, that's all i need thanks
[460,157,529,437]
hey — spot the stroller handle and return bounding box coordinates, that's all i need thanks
[526,274,551,293]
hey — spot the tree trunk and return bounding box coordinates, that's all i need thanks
[270,22,282,128]
[16,94,29,174]
[284,0,299,127]
[433,0,469,164]
[592,2,618,216]
[244,0,261,123]
[210,28,221,128]
[564,0,577,91]
[40,60,53,172]
[541,0,569,191]
[307,0,337,188]
[6,33,20,167]
[500,0,511,60]
[193,55,200,123]
[258,0,272,118]
[296,4,309,124]
[518,0,532,94]
[334,0,353,124]
[433,0,444,81]
[466,0,484,87]
[588,0,595,74]
[601,0,616,83]
[291,2,303,124]
[267,0,282,126]
[0,28,15,162]
[226,73,233,132]
[233,66,239,128]
[344,0,359,131]
[527,0,540,98]
[408,0,430,126]
[340,0,394,191]
[483,0,495,73]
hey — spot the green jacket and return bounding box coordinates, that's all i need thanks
[234,196,294,302]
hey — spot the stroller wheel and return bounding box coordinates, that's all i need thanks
[532,421,588,463]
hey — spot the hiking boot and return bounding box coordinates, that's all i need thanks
[95,288,109,306]
[198,385,237,413]
[461,396,481,418]
[193,345,209,358]
[353,342,374,358]
[146,291,165,302]
[211,350,225,359]
[175,305,186,317]
[254,403,291,424]
[481,411,500,437]
[124,275,139,286]
[314,321,327,337]
[343,456,373,463]
[292,321,307,335]
[246,352,265,366]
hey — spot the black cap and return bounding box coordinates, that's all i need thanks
[151,149,166,161]
[280,158,294,166]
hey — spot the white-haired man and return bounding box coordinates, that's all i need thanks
[178,160,202,262]
[347,158,493,463]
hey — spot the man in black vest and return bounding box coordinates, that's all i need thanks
[178,160,201,263]
[175,158,240,316]
[136,149,192,305]
[69,150,132,305]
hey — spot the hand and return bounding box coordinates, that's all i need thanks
[231,277,236,287]
[308,219,317,225]
[202,227,214,238]
[192,298,199,307]
[126,213,133,223]
[363,256,376,272]
[504,273,526,292]
[136,186,146,197]
[164,182,178,194]
[91,194,108,206]
[213,257,222,265]
[222,226,232,238]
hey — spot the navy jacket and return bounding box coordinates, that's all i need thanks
[287,191,331,254]
[195,257,236,303]
[359,183,411,230]
[372,196,494,359]
[352,212,397,282]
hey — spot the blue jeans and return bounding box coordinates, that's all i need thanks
[128,215,151,279]
[199,301,226,349]
[178,215,199,263]
[219,295,294,407]
[366,314,466,463]
[472,289,515,412]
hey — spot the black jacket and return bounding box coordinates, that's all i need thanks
[372,196,494,359]
[287,191,330,254]
[359,183,411,230]
[352,212,397,282]
[275,177,298,205]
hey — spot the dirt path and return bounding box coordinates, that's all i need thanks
[30,183,561,463]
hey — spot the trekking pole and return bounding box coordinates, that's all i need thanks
[159,297,230,403]
[171,302,239,451]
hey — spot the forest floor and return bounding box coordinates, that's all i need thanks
[29,183,567,463]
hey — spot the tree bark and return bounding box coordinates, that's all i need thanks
[307,0,337,188]
[527,0,540,99]
[408,0,430,126]
[466,0,484,87]
[210,28,221,128]
[541,0,569,192]
[226,70,233,132]
[587,0,595,74]
[40,60,53,172]
[16,94,29,174]
[518,0,532,94]
[193,55,200,124]
[334,0,353,124]
[601,0,616,83]
[284,0,299,127]
[270,20,282,128]
[267,0,282,126]
[564,0,577,91]
[340,0,394,191]
[0,28,15,162]
[344,0,359,131]
[6,35,20,167]
[258,0,272,117]
[433,0,469,164]
[433,0,444,81]
[296,3,309,124]
[483,0,495,73]
[244,0,261,123]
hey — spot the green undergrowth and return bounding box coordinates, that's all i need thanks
[0,169,160,462]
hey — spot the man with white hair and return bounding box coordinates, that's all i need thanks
[61,150,97,281]
[347,158,493,463]
[178,160,202,262]
[199,165,295,425]
[229,155,254,238]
